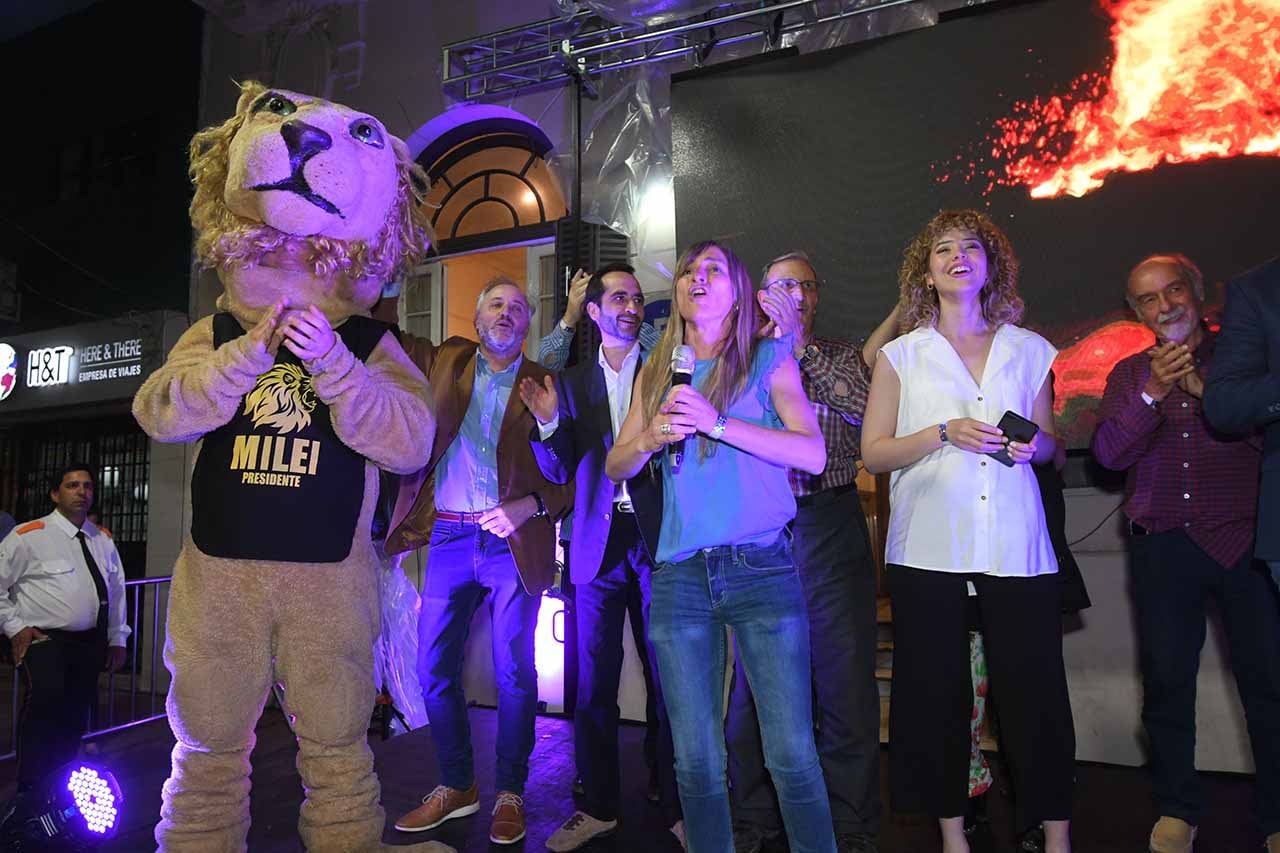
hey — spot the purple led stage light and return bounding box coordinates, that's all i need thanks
[16,763,125,846]
[64,766,120,835]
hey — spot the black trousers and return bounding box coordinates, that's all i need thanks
[16,628,104,789]
[887,565,1075,832]
[1130,529,1280,836]
[726,486,883,836]
[572,515,678,822]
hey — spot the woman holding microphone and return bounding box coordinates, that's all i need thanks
[606,240,834,853]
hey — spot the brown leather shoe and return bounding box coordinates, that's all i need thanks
[394,783,480,833]
[489,791,526,845]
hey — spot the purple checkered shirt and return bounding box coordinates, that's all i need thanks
[1092,330,1261,568]
[790,335,871,498]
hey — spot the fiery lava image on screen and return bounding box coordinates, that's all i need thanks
[937,0,1280,198]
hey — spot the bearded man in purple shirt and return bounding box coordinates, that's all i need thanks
[1093,253,1280,853]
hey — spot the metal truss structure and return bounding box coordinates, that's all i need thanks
[442,0,928,101]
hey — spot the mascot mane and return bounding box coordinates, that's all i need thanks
[188,80,433,283]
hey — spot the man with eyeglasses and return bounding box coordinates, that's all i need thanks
[1094,254,1280,853]
[728,251,899,853]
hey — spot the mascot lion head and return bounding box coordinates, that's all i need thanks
[190,81,432,323]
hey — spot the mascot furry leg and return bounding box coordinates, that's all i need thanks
[133,81,451,853]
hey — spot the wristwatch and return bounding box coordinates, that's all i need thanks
[531,492,548,518]
[710,414,729,441]
[800,343,820,363]
[938,422,949,444]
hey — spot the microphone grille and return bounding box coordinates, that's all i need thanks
[671,344,695,373]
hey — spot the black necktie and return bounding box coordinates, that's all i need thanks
[75,531,109,634]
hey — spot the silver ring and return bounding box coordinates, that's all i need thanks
[660,422,672,435]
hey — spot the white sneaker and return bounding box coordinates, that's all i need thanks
[671,819,687,850]
[545,810,617,852]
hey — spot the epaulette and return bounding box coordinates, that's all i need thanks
[16,521,44,535]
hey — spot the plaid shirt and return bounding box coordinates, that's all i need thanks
[1093,330,1261,568]
[789,335,871,497]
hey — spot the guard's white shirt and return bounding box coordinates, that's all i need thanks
[879,324,1058,577]
[0,510,131,645]
[540,342,640,505]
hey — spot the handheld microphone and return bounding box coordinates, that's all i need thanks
[670,345,695,472]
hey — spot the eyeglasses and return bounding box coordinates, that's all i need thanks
[767,278,820,292]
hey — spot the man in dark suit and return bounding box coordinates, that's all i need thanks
[1206,255,1280,598]
[387,277,572,846]
[519,263,675,851]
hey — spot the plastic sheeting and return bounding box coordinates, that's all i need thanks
[549,0,952,286]
[579,69,677,284]
[372,542,428,736]
[772,0,940,54]
[555,0,736,26]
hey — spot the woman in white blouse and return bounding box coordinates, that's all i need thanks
[862,209,1074,853]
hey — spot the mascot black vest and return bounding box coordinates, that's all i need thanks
[190,313,392,562]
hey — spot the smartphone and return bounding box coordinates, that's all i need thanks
[988,410,1040,467]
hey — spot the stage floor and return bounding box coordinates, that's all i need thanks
[1,707,1263,852]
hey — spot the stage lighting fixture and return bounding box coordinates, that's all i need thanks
[10,763,123,850]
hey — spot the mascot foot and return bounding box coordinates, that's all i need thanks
[379,843,456,852]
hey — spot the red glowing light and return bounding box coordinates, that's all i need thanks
[939,0,1280,198]
[1053,320,1154,415]
[1051,320,1154,446]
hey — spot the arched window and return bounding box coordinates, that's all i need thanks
[409,106,567,244]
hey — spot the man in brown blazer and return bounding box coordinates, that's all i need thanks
[387,277,571,845]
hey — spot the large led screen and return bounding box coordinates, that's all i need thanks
[672,0,1280,446]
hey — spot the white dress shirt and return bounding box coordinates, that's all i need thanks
[540,342,640,506]
[879,324,1058,577]
[0,510,131,646]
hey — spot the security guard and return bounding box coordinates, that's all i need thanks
[0,463,129,825]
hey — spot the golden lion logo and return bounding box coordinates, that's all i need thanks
[243,364,317,433]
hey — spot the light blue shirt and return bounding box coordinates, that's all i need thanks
[435,351,522,512]
[655,337,797,563]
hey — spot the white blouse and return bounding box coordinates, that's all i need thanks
[879,324,1058,577]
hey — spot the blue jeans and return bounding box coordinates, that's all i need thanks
[416,519,541,794]
[727,487,882,837]
[649,532,836,853]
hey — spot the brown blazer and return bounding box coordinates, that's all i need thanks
[386,335,572,594]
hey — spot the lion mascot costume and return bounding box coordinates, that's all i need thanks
[133,82,450,853]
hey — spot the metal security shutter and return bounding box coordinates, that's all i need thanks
[553,218,629,368]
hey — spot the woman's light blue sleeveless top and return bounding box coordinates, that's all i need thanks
[655,337,798,563]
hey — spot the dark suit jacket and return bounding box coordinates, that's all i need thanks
[529,348,662,585]
[386,335,573,594]
[1205,255,1280,560]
